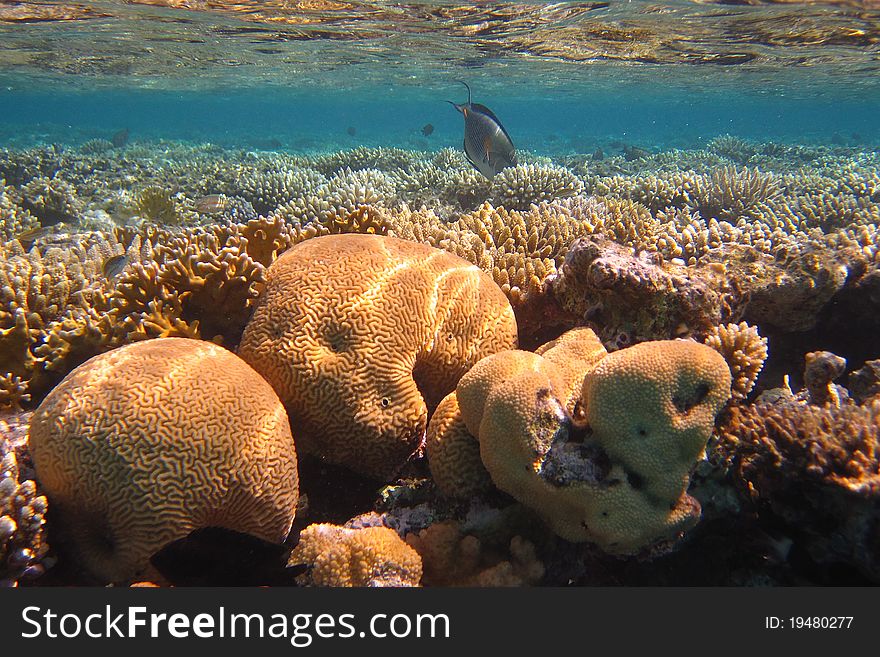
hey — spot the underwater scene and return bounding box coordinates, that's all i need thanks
[1,0,880,588]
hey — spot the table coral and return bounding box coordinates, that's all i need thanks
[238,233,517,479]
[28,338,299,584]
[290,523,422,587]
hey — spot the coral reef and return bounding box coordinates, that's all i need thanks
[489,164,584,210]
[450,329,730,554]
[238,233,517,479]
[714,397,880,580]
[0,138,878,586]
[27,338,299,584]
[406,520,544,587]
[289,523,422,587]
[1,434,49,587]
[703,322,768,401]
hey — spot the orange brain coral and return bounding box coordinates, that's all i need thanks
[28,338,299,584]
[238,234,518,479]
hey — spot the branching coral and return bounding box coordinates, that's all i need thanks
[714,398,880,579]
[236,167,326,215]
[489,164,585,210]
[28,338,299,584]
[238,233,517,479]
[290,523,422,587]
[1,435,49,586]
[21,174,83,223]
[134,186,179,225]
[704,322,768,401]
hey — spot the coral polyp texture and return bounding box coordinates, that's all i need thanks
[446,329,731,554]
[27,338,299,584]
[238,233,517,480]
[289,523,422,587]
[703,322,768,401]
[1,434,49,586]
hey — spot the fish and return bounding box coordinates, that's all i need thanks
[149,526,303,586]
[16,224,57,248]
[102,253,129,279]
[194,193,228,214]
[448,81,516,179]
[346,126,357,137]
[421,123,434,136]
[111,128,129,148]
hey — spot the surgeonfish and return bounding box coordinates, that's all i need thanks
[448,81,516,179]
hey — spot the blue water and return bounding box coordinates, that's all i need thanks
[1,0,878,151]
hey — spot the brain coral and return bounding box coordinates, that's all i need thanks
[289,523,422,587]
[238,233,517,479]
[456,334,731,554]
[28,338,299,584]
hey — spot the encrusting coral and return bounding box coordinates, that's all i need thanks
[238,233,517,480]
[449,330,731,554]
[27,338,299,584]
[289,523,422,587]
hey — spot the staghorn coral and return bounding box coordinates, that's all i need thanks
[714,398,880,580]
[28,338,299,584]
[456,332,730,554]
[1,434,49,586]
[238,233,517,479]
[290,523,422,587]
[704,322,768,401]
[406,520,544,587]
[489,164,585,211]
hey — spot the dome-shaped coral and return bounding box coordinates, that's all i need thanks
[28,337,299,584]
[238,233,517,479]
[455,332,731,554]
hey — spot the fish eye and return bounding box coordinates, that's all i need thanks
[380,397,390,408]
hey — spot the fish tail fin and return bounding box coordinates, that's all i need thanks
[458,80,472,104]
[447,100,464,113]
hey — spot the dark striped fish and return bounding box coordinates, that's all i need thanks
[102,253,129,279]
[448,82,516,179]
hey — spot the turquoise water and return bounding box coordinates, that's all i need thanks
[1,0,878,149]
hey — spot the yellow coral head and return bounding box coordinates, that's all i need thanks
[582,339,732,503]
